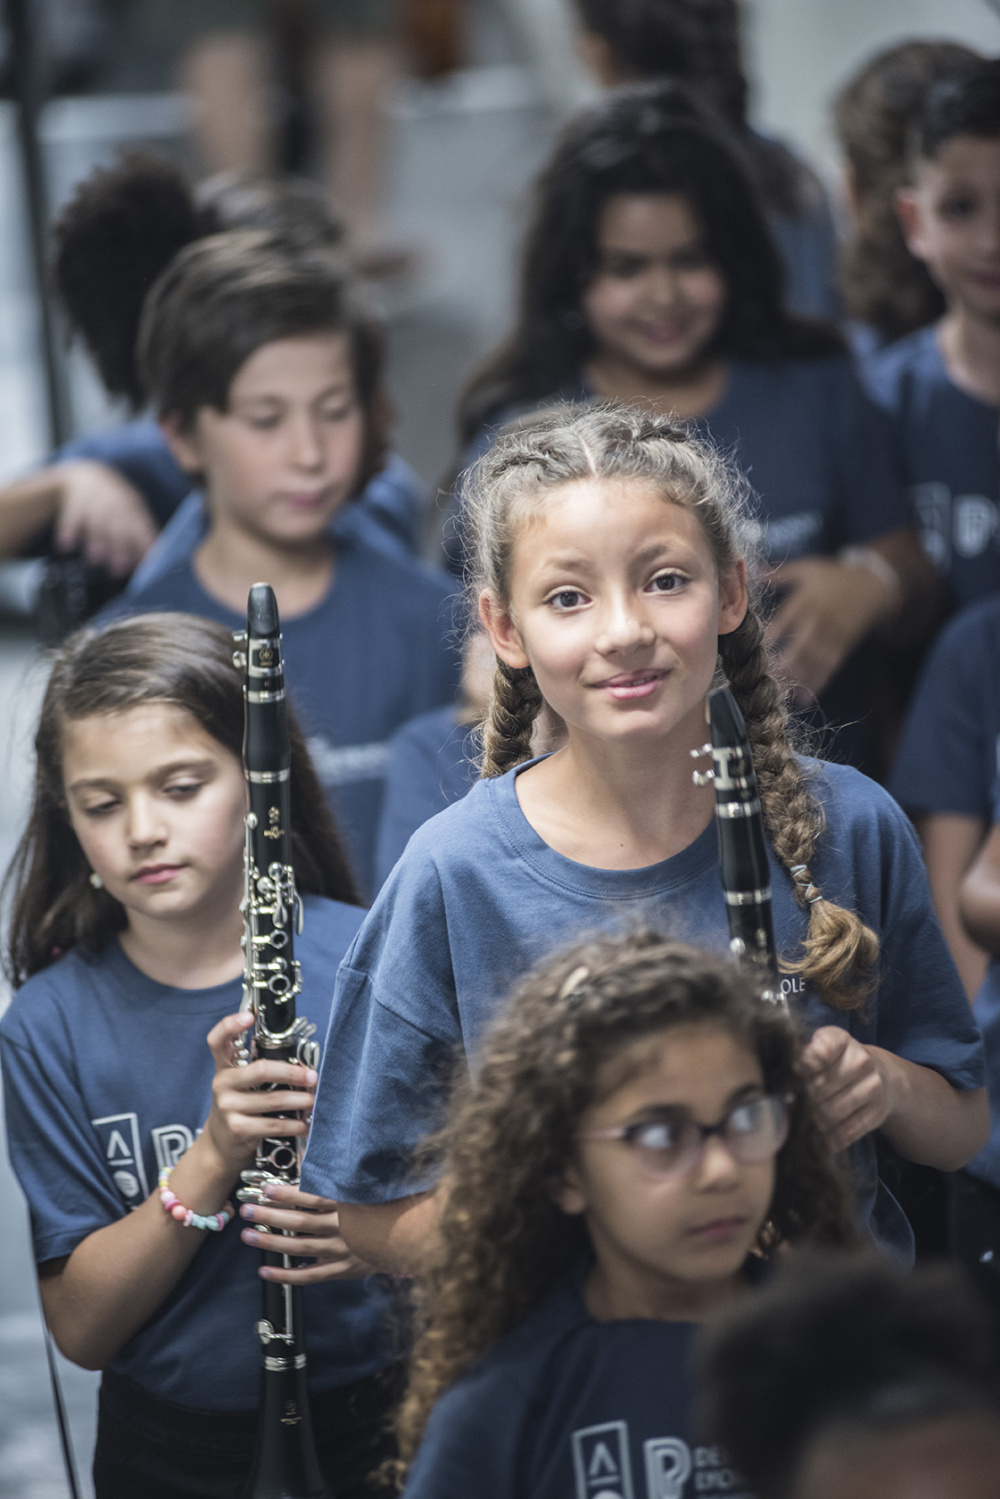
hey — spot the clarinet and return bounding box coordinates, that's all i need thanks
[233,583,331,1499]
[692,684,784,1009]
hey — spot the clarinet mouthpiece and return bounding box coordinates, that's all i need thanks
[247,582,279,637]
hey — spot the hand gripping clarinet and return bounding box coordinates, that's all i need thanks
[233,583,331,1499]
[692,684,785,1010]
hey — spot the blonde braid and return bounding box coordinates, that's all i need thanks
[480,660,544,778]
[720,611,879,1011]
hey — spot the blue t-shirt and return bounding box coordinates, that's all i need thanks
[54,419,427,561]
[404,1268,750,1499]
[0,896,401,1411]
[302,757,983,1262]
[890,597,1000,824]
[374,706,479,886]
[969,792,1000,1192]
[100,537,461,899]
[864,325,1000,608]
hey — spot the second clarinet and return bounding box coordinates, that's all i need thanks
[234,582,330,1499]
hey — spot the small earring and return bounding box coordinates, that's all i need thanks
[89,871,103,889]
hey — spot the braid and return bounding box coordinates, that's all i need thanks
[480,661,543,779]
[720,611,879,1011]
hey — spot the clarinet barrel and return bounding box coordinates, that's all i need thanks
[235,582,330,1499]
[694,685,783,1008]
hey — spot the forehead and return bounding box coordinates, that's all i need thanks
[514,477,713,564]
[228,331,354,402]
[595,193,703,250]
[62,702,224,780]
[919,133,1000,189]
[591,1021,763,1114]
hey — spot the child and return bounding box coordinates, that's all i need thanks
[102,229,460,896]
[0,155,423,581]
[865,57,1000,609]
[699,1252,1000,1499]
[445,83,930,774]
[831,39,982,359]
[397,930,858,1497]
[0,614,402,1499]
[303,404,985,1276]
[573,0,841,319]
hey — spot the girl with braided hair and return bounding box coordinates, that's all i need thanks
[301,403,985,1277]
[399,930,859,1498]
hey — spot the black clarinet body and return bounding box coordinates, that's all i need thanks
[234,583,330,1499]
[694,685,783,1008]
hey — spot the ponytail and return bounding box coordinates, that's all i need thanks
[480,661,543,779]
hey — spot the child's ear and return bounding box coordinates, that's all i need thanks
[717,559,749,637]
[479,590,530,671]
[551,1162,588,1217]
[893,187,927,261]
[160,413,204,476]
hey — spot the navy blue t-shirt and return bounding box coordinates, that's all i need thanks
[969,791,1000,1193]
[374,706,479,886]
[864,325,1000,607]
[890,597,1000,824]
[100,537,461,898]
[303,757,983,1262]
[405,1269,751,1499]
[0,897,400,1411]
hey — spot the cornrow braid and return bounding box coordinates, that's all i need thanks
[480,661,543,778]
[720,611,879,1011]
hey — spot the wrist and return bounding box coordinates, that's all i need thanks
[174,1131,243,1212]
[838,546,902,625]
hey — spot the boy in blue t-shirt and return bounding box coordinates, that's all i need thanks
[103,231,459,896]
[864,58,1000,607]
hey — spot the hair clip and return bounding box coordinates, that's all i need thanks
[790,864,822,905]
[558,965,590,1002]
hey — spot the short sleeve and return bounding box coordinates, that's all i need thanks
[302,853,463,1204]
[1,1017,125,1262]
[891,610,996,821]
[404,1367,526,1499]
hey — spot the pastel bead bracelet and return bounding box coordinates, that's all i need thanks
[158,1167,233,1232]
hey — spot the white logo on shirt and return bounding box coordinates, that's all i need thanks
[153,1124,194,1173]
[306,735,391,787]
[573,1422,635,1499]
[645,1440,691,1499]
[913,482,999,567]
[91,1112,149,1209]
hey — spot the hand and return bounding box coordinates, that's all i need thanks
[798,1025,893,1153]
[202,1012,318,1176]
[54,460,158,576]
[764,557,898,700]
[240,1182,374,1284]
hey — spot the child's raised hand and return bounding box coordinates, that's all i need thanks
[54,460,159,576]
[798,1025,893,1154]
[202,1012,318,1176]
[239,1182,374,1283]
[763,557,898,700]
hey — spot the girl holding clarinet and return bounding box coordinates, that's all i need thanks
[0,612,401,1499]
[302,403,986,1273]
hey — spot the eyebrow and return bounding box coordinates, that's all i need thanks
[536,541,695,574]
[235,381,354,406]
[627,1082,766,1120]
[67,758,218,792]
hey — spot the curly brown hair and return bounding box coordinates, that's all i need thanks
[396,930,860,1474]
[467,402,879,1011]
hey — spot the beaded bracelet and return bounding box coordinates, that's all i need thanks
[158,1167,233,1232]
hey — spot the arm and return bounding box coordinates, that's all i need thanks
[918,813,989,998]
[337,1192,440,1275]
[40,1012,329,1368]
[800,1025,988,1171]
[960,821,1000,956]
[0,460,157,573]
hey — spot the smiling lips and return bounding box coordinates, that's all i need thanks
[132,864,184,885]
[686,1216,749,1244]
[594,669,666,701]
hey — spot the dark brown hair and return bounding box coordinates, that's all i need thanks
[137,229,388,489]
[397,931,859,1471]
[468,403,879,1012]
[3,612,359,987]
[832,40,980,340]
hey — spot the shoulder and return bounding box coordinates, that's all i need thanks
[863,326,940,407]
[53,417,165,466]
[299,894,365,954]
[388,705,463,754]
[340,536,457,606]
[802,757,917,851]
[927,597,1000,664]
[0,947,108,1050]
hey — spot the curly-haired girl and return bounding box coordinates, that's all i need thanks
[398,931,858,1498]
[301,403,985,1273]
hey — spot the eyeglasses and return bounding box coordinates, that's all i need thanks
[577,1094,792,1180]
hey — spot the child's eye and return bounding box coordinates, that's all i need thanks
[245,414,281,431]
[600,254,646,279]
[938,195,977,221]
[547,588,587,611]
[647,572,685,594]
[165,781,203,799]
[321,403,356,423]
[82,800,118,818]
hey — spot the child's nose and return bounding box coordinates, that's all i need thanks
[595,598,654,653]
[287,417,325,470]
[126,797,166,846]
[693,1131,743,1187]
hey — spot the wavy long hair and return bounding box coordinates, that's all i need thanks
[457,81,842,444]
[467,402,880,1011]
[397,931,860,1473]
[3,613,359,987]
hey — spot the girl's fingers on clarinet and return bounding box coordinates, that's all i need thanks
[240,1203,341,1235]
[206,1011,256,1067]
[259,1254,372,1284]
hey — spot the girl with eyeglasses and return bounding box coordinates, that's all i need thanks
[394,931,859,1499]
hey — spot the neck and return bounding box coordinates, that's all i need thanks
[937,310,1000,405]
[195,515,335,619]
[517,712,716,869]
[119,882,245,990]
[585,1255,744,1324]
[585,352,728,420]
